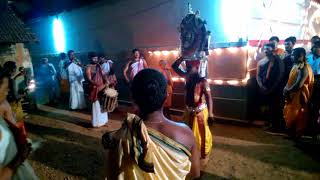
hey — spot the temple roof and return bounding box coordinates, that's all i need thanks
[0,7,37,43]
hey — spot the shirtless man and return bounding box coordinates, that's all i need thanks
[123,49,148,83]
[104,69,200,179]
[86,52,108,127]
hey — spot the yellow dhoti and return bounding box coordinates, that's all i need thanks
[104,114,191,180]
[183,106,213,159]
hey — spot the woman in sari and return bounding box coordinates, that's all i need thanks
[284,48,314,138]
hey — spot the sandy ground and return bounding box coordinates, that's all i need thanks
[24,105,320,180]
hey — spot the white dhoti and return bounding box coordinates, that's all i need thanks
[69,81,87,110]
[92,100,108,127]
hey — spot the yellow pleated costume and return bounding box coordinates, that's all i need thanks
[183,82,213,160]
[184,107,212,160]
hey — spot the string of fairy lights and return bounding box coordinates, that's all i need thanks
[148,46,251,86]
[147,40,307,86]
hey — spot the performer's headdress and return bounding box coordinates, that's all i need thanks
[179,4,210,59]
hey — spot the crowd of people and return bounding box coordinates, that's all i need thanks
[0,45,215,179]
[35,50,117,127]
[256,35,320,141]
[101,49,214,178]
[2,34,320,178]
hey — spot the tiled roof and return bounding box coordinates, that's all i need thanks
[0,7,37,43]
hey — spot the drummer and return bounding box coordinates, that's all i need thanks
[86,51,108,127]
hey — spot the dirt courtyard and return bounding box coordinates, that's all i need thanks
[24,105,320,180]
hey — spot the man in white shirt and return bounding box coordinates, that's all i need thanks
[99,53,113,75]
[67,50,86,110]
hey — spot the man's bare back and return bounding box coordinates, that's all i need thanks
[144,115,195,151]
